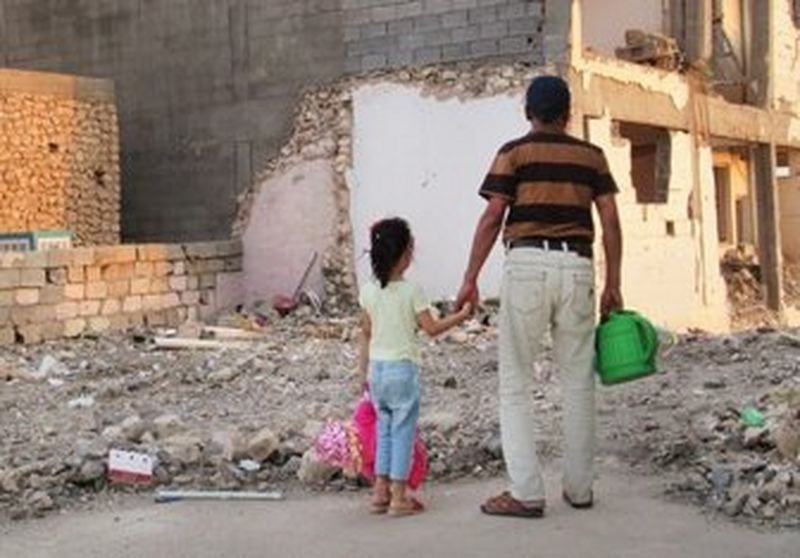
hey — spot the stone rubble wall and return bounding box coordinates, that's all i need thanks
[233,62,543,310]
[0,241,242,345]
[0,69,121,246]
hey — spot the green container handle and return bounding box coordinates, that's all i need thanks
[602,309,658,360]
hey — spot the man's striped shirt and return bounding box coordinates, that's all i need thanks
[479,131,618,243]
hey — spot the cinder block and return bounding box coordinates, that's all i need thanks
[149,278,169,294]
[20,268,46,288]
[40,285,65,305]
[122,296,142,313]
[56,301,79,320]
[87,316,111,334]
[64,318,86,338]
[85,266,102,282]
[20,252,48,269]
[169,276,189,292]
[135,262,155,277]
[0,327,14,345]
[95,246,136,265]
[131,277,150,295]
[414,46,442,64]
[469,38,499,56]
[16,324,42,344]
[442,10,468,28]
[108,280,130,298]
[79,300,101,317]
[0,253,24,269]
[102,299,121,316]
[64,284,85,300]
[67,266,85,283]
[0,270,21,289]
[85,282,109,300]
[181,291,201,305]
[184,242,219,260]
[15,288,40,306]
[468,6,497,24]
[104,263,135,281]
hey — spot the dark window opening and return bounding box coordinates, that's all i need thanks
[616,122,672,204]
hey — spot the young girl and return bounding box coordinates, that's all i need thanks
[358,217,471,517]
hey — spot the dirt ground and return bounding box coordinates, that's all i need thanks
[1,308,799,529]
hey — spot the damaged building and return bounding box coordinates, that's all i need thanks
[1,0,800,342]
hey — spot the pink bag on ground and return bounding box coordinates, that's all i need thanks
[351,393,427,491]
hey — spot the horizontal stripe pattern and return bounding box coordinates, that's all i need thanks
[479,131,618,244]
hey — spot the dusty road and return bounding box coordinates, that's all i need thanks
[1,469,797,558]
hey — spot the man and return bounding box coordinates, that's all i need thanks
[456,75,623,518]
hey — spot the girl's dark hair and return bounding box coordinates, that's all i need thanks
[370,218,412,288]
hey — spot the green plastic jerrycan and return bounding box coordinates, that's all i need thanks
[595,310,659,386]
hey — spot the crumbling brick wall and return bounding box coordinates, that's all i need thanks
[0,69,120,246]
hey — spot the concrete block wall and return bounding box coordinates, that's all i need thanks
[0,68,120,246]
[0,241,242,345]
[343,0,545,72]
[0,1,545,243]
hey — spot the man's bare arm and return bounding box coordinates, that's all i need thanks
[595,193,623,317]
[456,197,509,311]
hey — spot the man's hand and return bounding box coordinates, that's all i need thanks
[456,280,479,313]
[600,285,623,319]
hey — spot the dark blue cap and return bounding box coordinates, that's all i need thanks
[525,75,571,123]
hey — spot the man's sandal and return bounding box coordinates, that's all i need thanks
[388,497,425,517]
[370,500,390,514]
[480,492,545,519]
[563,491,594,510]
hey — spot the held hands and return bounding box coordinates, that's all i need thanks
[455,280,479,315]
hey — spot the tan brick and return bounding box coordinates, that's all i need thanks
[137,244,170,262]
[85,282,108,299]
[223,256,243,272]
[200,274,217,289]
[0,253,24,269]
[122,296,142,313]
[64,284,85,300]
[87,316,111,334]
[69,248,95,267]
[95,246,137,265]
[46,268,67,285]
[127,311,145,328]
[144,311,167,327]
[165,244,186,261]
[134,262,154,277]
[187,276,200,290]
[108,314,129,330]
[20,268,46,287]
[40,321,65,341]
[153,261,171,277]
[200,290,216,307]
[168,275,188,292]
[130,278,150,295]
[20,252,48,269]
[64,318,86,338]
[172,261,187,276]
[16,324,42,344]
[150,278,169,294]
[0,327,14,345]
[67,266,85,283]
[47,250,73,268]
[103,263,135,281]
[216,240,243,258]
[40,285,65,304]
[162,293,181,308]
[15,288,39,306]
[108,280,130,298]
[184,242,219,259]
[0,270,21,289]
[143,295,162,311]
[101,299,121,316]
[181,291,200,305]
[0,290,13,306]
[0,306,9,325]
[56,301,79,320]
[79,300,101,317]
[85,266,102,282]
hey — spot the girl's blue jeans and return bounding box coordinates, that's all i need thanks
[369,360,420,482]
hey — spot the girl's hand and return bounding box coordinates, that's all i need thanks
[457,302,473,320]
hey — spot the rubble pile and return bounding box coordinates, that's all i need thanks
[1,311,798,528]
